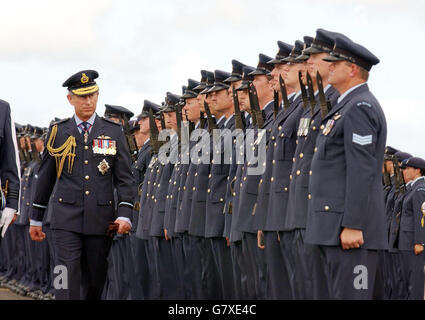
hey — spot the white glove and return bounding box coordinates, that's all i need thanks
[0,207,16,237]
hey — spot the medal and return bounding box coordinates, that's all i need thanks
[97,159,110,175]
[323,119,335,136]
[93,139,116,155]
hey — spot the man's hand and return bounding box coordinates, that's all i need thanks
[164,229,169,241]
[29,226,46,242]
[340,227,364,250]
[226,237,230,248]
[0,207,17,237]
[114,219,131,235]
[414,244,424,256]
[257,230,265,249]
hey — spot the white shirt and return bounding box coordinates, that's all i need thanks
[337,82,367,104]
[74,112,96,134]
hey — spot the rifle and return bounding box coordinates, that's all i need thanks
[306,72,316,116]
[176,104,182,154]
[317,71,332,118]
[273,90,279,120]
[279,75,290,112]
[248,82,264,128]
[232,85,246,130]
[148,109,160,154]
[382,161,392,189]
[298,71,309,110]
[30,141,41,163]
[184,110,195,135]
[204,101,217,133]
[392,155,405,194]
[121,115,139,162]
[200,111,207,129]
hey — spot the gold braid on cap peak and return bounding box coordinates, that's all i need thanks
[46,125,76,178]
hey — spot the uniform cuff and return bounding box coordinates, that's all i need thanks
[30,219,43,227]
[116,217,132,228]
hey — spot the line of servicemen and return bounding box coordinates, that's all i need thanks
[1,27,425,300]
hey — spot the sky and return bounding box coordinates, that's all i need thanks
[0,0,424,157]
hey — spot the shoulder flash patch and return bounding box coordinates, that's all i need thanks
[357,101,372,108]
[102,117,121,126]
[50,117,71,126]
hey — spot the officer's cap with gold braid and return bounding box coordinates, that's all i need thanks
[62,70,99,96]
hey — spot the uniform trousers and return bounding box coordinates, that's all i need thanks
[52,229,112,300]
[314,245,384,300]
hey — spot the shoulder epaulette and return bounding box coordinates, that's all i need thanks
[102,117,121,126]
[50,117,71,127]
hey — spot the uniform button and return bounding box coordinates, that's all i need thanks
[148,181,151,185]
[170,195,173,199]
[271,177,274,182]
[193,187,196,191]
[260,179,263,184]
[243,177,247,181]
[281,133,284,137]
[154,182,157,186]
[174,181,176,185]
[184,186,187,191]
[151,196,155,200]
[272,160,276,165]
[290,175,293,180]
[220,198,224,202]
[209,174,212,178]
[314,147,318,153]
[324,206,330,211]
[85,191,90,196]
[274,142,277,147]
[310,171,313,176]
[233,192,236,197]
[21,196,24,200]
[293,158,296,163]
[299,153,304,159]
[296,170,301,176]
[296,139,298,144]
[84,146,89,150]
[312,126,317,131]
[166,195,169,199]
[284,188,288,192]
[278,126,282,131]
[308,194,312,200]
[272,136,275,141]
[240,183,243,188]
[85,176,90,180]
[84,160,89,165]
[320,125,325,130]
[195,173,198,177]
[158,184,160,188]
[208,189,211,193]
[169,179,172,183]
[211,159,215,164]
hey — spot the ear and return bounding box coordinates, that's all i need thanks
[66,94,73,105]
[350,63,358,78]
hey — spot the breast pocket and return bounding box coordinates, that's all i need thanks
[274,127,294,161]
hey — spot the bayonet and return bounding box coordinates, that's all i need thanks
[306,72,316,116]
[122,115,139,162]
[176,104,183,154]
[248,82,264,128]
[299,71,309,110]
[279,75,290,112]
[317,71,332,119]
[200,111,207,129]
[232,85,245,130]
[149,109,160,154]
[204,101,217,133]
[273,90,279,120]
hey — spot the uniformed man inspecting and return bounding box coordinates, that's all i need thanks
[29,70,134,300]
[305,37,386,299]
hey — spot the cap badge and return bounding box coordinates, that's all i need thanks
[81,73,89,84]
[98,159,110,175]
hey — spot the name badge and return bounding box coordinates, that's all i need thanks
[93,139,117,155]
